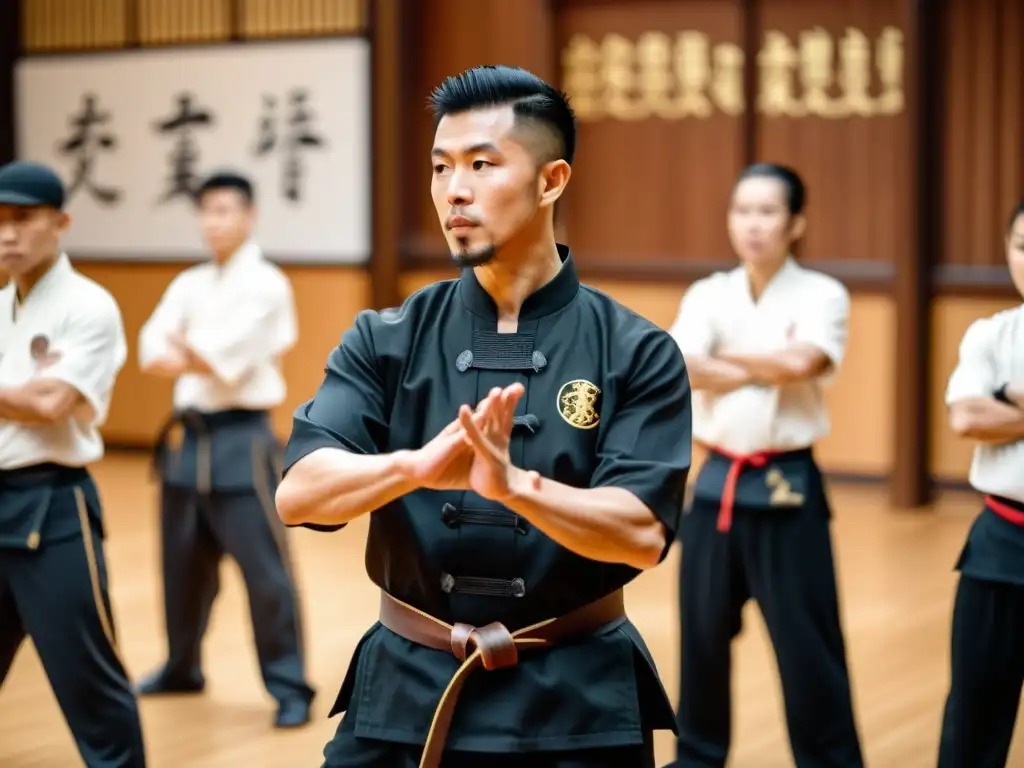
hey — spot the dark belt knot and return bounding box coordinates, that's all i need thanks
[450,621,525,669]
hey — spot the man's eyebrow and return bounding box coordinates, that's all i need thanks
[430,142,502,158]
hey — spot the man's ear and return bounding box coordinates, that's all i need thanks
[788,213,807,241]
[539,159,571,209]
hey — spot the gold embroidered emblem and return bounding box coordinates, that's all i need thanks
[557,379,601,430]
[765,467,805,506]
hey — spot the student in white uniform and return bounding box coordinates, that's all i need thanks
[0,161,146,767]
[939,199,1024,768]
[134,170,315,728]
[667,164,863,768]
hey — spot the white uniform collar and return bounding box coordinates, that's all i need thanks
[739,254,799,304]
[216,241,262,276]
[15,252,72,308]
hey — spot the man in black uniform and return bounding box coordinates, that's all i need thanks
[275,66,693,767]
[0,161,146,767]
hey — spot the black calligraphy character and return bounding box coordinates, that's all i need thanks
[253,88,326,203]
[153,92,215,204]
[56,93,122,206]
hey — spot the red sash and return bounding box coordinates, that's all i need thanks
[707,446,785,533]
[985,495,1024,526]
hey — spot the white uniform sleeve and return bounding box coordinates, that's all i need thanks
[44,293,127,426]
[187,272,296,386]
[946,318,999,404]
[138,272,190,367]
[792,279,850,373]
[667,279,717,359]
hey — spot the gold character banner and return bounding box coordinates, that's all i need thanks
[562,27,904,121]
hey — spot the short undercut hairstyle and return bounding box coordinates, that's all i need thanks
[195,170,255,207]
[428,65,577,166]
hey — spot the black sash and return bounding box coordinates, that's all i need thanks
[693,447,816,512]
[0,463,96,550]
[153,408,282,495]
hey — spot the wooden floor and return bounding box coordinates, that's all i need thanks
[0,453,1018,767]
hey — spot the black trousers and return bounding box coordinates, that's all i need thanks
[938,575,1024,767]
[673,499,863,768]
[155,484,314,704]
[322,727,656,767]
[0,525,146,767]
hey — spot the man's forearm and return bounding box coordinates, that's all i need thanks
[717,347,829,386]
[685,355,753,394]
[275,447,417,527]
[503,472,666,570]
[0,383,60,425]
[950,398,1024,442]
[179,344,215,375]
[142,349,215,379]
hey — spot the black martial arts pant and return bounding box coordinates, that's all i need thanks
[0,476,146,767]
[154,484,313,704]
[937,575,1024,767]
[673,498,863,768]
[322,726,656,767]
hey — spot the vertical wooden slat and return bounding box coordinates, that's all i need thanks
[275,0,286,35]
[740,0,757,165]
[81,0,90,45]
[942,0,966,268]
[1020,0,1024,200]
[894,0,938,508]
[22,0,36,50]
[369,0,403,311]
[250,0,265,36]
[185,0,196,42]
[230,0,242,39]
[969,4,996,266]
[998,0,1022,224]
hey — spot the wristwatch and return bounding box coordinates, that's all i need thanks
[994,383,1014,405]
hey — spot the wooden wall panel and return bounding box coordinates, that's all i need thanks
[755,0,909,281]
[554,1,744,278]
[137,0,231,44]
[939,0,1024,290]
[239,0,366,39]
[21,0,129,51]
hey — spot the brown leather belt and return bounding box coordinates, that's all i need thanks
[378,588,627,768]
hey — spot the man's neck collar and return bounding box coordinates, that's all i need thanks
[459,243,580,323]
[15,252,67,304]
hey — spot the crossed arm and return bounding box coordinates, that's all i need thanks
[141,334,214,378]
[138,275,293,385]
[0,304,123,427]
[669,280,848,393]
[946,321,1024,443]
[0,379,85,426]
[948,395,1024,442]
[686,345,832,392]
